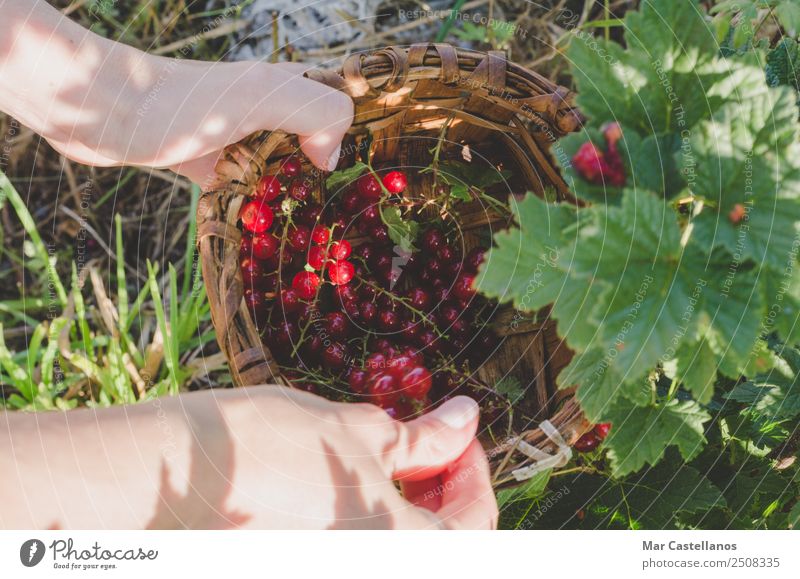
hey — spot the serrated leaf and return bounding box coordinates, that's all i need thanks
[673,339,717,404]
[766,38,800,89]
[476,193,576,311]
[603,398,710,476]
[436,160,512,201]
[380,205,419,253]
[325,161,367,191]
[495,376,524,402]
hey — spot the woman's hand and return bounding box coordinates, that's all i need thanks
[0,1,352,185]
[0,387,498,529]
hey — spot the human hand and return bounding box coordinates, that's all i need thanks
[1,1,352,185]
[0,386,498,529]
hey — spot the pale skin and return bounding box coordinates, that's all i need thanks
[0,1,498,529]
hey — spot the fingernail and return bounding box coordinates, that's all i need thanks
[429,396,478,430]
[326,144,342,172]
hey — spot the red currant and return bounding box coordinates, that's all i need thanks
[334,284,357,303]
[329,240,352,260]
[369,224,390,245]
[307,245,327,270]
[328,260,355,285]
[422,228,444,253]
[357,173,383,200]
[360,205,381,226]
[311,225,330,245]
[296,203,323,226]
[465,246,487,273]
[292,271,320,299]
[321,342,348,370]
[251,232,278,260]
[287,225,311,252]
[325,311,350,340]
[281,156,302,178]
[407,287,430,310]
[256,175,282,201]
[278,287,301,313]
[594,423,612,439]
[241,200,274,233]
[378,308,401,331]
[452,274,476,301]
[240,257,267,288]
[382,171,407,194]
[341,189,363,214]
[359,301,378,325]
[574,431,601,452]
[289,179,311,203]
[400,366,432,399]
[368,372,400,406]
[348,368,369,394]
[437,244,458,264]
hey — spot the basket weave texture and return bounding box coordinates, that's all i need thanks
[197,44,591,487]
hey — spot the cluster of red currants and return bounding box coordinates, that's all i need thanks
[571,122,626,187]
[574,422,612,452]
[237,158,497,421]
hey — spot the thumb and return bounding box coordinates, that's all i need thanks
[388,396,480,482]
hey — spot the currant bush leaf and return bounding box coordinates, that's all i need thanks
[325,161,367,191]
[475,193,577,311]
[603,398,710,476]
[671,339,718,404]
[380,205,419,253]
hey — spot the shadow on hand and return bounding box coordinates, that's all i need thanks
[145,401,250,529]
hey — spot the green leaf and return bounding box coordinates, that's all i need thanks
[597,460,726,529]
[672,339,717,404]
[495,376,524,403]
[789,502,800,529]
[766,38,800,89]
[776,0,800,35]
[476,193,576,312]
[496,469,551,509]
[325,162,367,191]
[435,161,512,202]
[603,398,710,476]
[380,205,419,253]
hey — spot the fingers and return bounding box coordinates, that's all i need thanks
[401,476,444,512]
[431,439,498,530]
[256,65,353,171]
[385,396,479,482]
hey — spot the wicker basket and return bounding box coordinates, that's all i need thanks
[197,44,591,488]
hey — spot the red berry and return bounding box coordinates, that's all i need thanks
[407,287,430,310]
[321,342,348,370]
[244,287,265,311]
[241,200,274,233]
[400,366,432,399]
[357,174,383,200]
[382,171,407,194]
[383,398,417,421]
[416,329,440,355]
[574,431,601,453]
[422,229,444,253]
[311,225,330,245]
[330,240,352,260]
[307,245,328,270]
[278,287,301,313]
[341,297,361,322]
[281,157,302,178]
[325,311,350,340]
[296,203,323,226]
[334,284,357,303]
[369,224,390,245]
[256,175,282,201]
[400,319,421,342]
[465,246,487,273]
[378,308,401,331]
[438,303,460,325]
[240,257,267,288]
[251,232,278,260]
[292,271,320,299]
[287,225,311,252]
[359,301,378,325]
[288,179,312,202]
[729,203,747,224]
[270,319,299,350]
[366,352,388,373]
[452,274,476,301]
[360,205,381,226]
[348,368,369,394]
[572,142,605,183]
[437,244,458,264]
[594,423,612,439]
[367,372,400,406]
[328,260,355,285]
[341,189,363,214]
